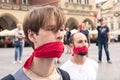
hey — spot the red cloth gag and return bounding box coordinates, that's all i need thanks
[24,42,64,69]
[73,47,88,56]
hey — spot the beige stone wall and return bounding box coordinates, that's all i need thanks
[100,0,120,31]
[0,0,97,30]
[101,0,114,9]
[59,0,97,29]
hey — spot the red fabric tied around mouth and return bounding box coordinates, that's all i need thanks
[73,47,88,56]
[24,42,64,69]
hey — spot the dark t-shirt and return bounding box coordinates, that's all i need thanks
[97,25,109,43]
[66,31,71,44]
[66,31,71,40]
[80,30,89,42]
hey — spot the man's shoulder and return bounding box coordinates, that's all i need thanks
[87,58,98,65]
[1,74,15,80]
[12,68,30,80]
[60,60,71,69]
[57,67,70,80]
[97,26,100,29]
[0,67,23,80]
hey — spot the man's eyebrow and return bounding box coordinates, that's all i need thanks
[78,39,87,41]
[45,25,56,29]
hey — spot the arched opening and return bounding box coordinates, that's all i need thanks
[83,18,97,43]
[0,14,18,48]
[83,18,95,30]
[0,13,18,30]
[0,24,4,31]
[66,18,79,30]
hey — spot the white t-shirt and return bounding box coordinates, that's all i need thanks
[14,29,24,42]
[60,58,98,80]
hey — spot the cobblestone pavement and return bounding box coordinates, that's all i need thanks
[0,43,120,80]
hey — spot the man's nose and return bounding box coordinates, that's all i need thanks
[56,31,64,41]
[82,42,88,47]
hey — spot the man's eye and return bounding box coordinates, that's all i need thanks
[78,40,83,43]
[78,40,88,43]
[46,28,55,31]
[85,40,88,43]
[60,28,64,31]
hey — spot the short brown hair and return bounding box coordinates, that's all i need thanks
[98,18,103,22]
[23,5,66,47]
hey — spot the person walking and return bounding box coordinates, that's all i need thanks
[61,32,98,80]
[13,23,25,64]
[97,18,112,64]
[1,5,70,80]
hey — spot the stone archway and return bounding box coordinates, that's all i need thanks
[0,13,18,30]
[0,17,9,30]
[83,18,95,30]
[83,18,97,42]
[0,25,4,31]
[66,17,79,30]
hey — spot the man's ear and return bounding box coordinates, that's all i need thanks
[27,29,35,42]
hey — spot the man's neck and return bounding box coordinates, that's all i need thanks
[30,57,55,77]
[71,55,87,65]
[101,24,105,27]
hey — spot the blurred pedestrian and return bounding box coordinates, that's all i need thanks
[1,5,70,80]
[96,18,112,64]
[79,22,90,47]
[13,23,25,64]
[65,27,71,54]
[61,32,98,80]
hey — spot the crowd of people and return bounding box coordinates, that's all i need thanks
[1,5,113,80]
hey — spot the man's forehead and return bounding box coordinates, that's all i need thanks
[45,24,64,29]
[74,33,87,40]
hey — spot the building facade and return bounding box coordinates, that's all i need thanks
[0,0,97,31]
[60,0,97,30]
[97,0,120,31]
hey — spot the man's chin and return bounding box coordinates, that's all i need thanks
[78,52,87,56]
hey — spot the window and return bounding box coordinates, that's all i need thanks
[119,23,120,29]
[2,0,9,3]
[71,0,73,3]
[13,0,16,4]
[111,17,113,20]
[85,0,89,4]
[104,18,107,20]
[111,23,114,30]
[22,0,28,5]
[68,0,73,3]
[77,0,81,3]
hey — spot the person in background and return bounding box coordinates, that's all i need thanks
[1,5,70,80]
[97,18,112,64]
[61,32,98,80]
[65,27,71,54]
[79,22,90,47]
[13,23,25,64]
